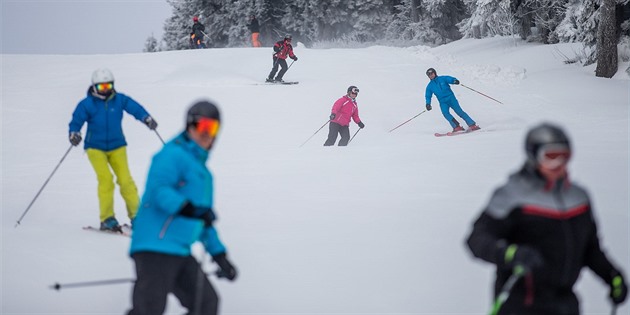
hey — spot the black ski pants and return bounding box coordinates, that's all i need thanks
[128,252,218,315]
[324,122,350,146]
[268,57,288,80]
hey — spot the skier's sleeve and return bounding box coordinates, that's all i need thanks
[425,85,433,105]
[145,149,188,216]
[466,186,516,267]
[331,98,344,115]
[288,46,296,58]
[69,100,88,134]
[583,204,620,283]
[120,94,151,122]
[444,76,457,84]
[201,226,227,255]
[352,105,361,124]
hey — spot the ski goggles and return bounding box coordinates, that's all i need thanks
[195,117,220,137]
[537,143,571,169]
[350,87,359,94]
[95,82,113,92]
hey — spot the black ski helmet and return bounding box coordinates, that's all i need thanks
[347,85,359,94]
[525,122,571,164]
[426,68,436,76]
[186,100,221,128]
[284,34,292,41]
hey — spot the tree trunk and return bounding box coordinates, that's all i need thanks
[410,0,420,23]
[595,0,618,78]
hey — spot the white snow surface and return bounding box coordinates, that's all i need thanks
[2,37,629,314]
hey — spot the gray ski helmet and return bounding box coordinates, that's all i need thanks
[186,100,221,128]
[426,68,436,76]
[525,122,571,164]
[92,68,114,84]
[284,34,292,41]
[347,85,359,94]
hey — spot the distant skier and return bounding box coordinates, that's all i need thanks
[266,34,298,83]
[68,68,158,232]
[128,100,237,315]
[190,16,206,49]
[466,122,627,314]
[425,68,479,132]
[248,15,261,47]
[324,86,365,146]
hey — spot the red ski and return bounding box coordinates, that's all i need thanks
[434,127,481,137]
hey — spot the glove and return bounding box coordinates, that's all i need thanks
[453,79,460,85]
[213,252,237,281]
[610,271,628,305]
[503,244,544,271]
[426,104,432,111]
[144,116,158,130]
[69,132,82,146]
[329,113,336,120]
[292,56,298,61]
[179,201,216,227]
[358,122,365,129]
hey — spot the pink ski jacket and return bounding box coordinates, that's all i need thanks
[330,95,361,127]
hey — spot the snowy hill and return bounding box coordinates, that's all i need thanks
[2,37,628,314]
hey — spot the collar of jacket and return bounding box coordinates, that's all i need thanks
[174,131,210,163]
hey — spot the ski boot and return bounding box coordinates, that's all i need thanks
[100,216,123,233]
[452,126,465,132]
[468,124,481,131]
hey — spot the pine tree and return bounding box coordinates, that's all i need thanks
[143,34,160,52]
[595,0,618,77]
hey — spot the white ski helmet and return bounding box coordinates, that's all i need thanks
[91,68,114,84]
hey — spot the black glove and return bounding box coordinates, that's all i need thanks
[358,122,365,129]
[610,271,628,305]
[503,244,544,271]
[292,56,298,61]
[144,116,158,130]
[329,113,336,120]
[453,79,460,85]
[69,132,82,146]
[213,252,237,281]
[426,104,432,111]
[179,201,216,227]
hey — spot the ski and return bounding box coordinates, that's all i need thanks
[434,128,481,137]
[263,80,299,85]
[83,224,132,237]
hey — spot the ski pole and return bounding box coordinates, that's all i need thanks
[349,128,361,144]
[460,84,504,105]
[154,129,165,145]
[50,278,135,291]
[388,110,427,132]
[287,59,296,71]
[300,120,330,147]
[490,266,526,315]
[15,145,74,227]
[611,304,617,315]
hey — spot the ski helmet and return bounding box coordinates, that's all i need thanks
[426,68,436,76]
[193,16,199,22]
[186,100,221,127]
[91,68,114,84]
[525,122,571,165]
[347,85,359,94]
[284,34,292,41]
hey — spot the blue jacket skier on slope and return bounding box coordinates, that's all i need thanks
[424,67,480,132]
[128,100,237,315]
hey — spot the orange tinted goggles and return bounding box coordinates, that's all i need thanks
[95,82,113,91]
[196,118,220,137]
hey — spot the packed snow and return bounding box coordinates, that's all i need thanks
[2,37,628,314]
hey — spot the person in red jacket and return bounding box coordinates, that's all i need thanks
[324,86,365,146]
[266,34,297,82]
[466,122,627,314]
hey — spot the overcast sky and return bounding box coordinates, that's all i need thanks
[1,0,172,54]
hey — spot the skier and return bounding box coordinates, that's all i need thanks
[190,16,206,49]
[324,86,365,146]
[248,15,261,47]
[266,34,298,83]
[128,100,237,315]
[68,68,158,232]
[466,122,627,314]
[425,68,480,132]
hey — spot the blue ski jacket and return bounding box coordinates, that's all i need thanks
[68,87,150,151]
[129,132,226,257]
[425,75,459,105]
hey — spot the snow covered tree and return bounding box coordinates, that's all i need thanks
[143,34,160,52]
[388,0,466,44]
[163,0,206,50]
[596,0,618,77]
